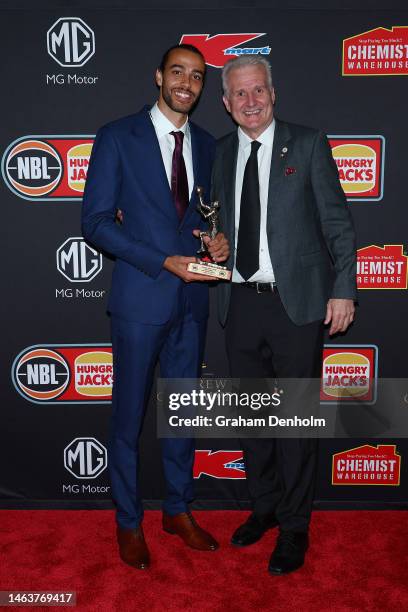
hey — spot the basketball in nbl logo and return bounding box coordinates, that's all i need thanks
[3,140,63,198]
[13,348,70,401]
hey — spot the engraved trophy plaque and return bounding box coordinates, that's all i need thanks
[187,186,231,280]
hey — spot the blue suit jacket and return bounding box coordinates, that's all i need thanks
[82,106,215,324]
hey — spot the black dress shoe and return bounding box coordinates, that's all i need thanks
[231,513,278,547]
[268,531,309,575]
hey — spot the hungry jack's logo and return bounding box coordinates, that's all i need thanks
[320,345,378,404]
[12,344,112,404]
[180,34,271,68]
[332,445,401,485]
[357,245,408,289]
[328,136,385,201]
[193,450,246,479]
[1,136,94,201]
[343,26,408,76]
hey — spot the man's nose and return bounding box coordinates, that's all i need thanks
[246,93,257,106]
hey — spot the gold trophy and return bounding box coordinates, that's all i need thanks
[187,186,231,280]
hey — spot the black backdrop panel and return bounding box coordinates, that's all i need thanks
[1,6,407,509]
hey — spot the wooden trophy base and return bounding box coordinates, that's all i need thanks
[187,260,231,280]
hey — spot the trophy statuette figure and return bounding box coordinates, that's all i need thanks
[187,187,231,280]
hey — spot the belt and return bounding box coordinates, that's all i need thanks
[238,282,278,293]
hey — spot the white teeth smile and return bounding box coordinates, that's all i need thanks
[175,91,192,100]
[244,110,261,115]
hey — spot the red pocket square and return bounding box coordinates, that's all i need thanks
[285,167,296,176]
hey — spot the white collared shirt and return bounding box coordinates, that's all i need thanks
[149,102,194,198]
[233,120,276,283]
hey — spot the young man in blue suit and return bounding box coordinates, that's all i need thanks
[82,44,229,570]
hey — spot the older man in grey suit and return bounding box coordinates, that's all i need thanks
[212,56,356,575]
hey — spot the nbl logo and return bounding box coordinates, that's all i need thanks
[3,140,62,198]
[2,136,94,201]
[47,17,95,67]
[13,348,70,401]
[64,438,107,479]
[12,344,113,404]
[57,237,102,282]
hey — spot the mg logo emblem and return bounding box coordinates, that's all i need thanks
[47,17,95,67]
[64,437,107,479]
[57,237,102,282]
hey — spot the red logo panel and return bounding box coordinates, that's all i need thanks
[357,245,408,289]
[193,450,246,479]
[332,445,401,485]
[343,26,408,76]
[321,345,378,403]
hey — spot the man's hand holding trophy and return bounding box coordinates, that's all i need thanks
[189,186,232,280]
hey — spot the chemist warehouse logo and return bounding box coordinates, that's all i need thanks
[342,26,408,76]
[332,445,401,485]
[328,136,385,202]
[193,450,246,479]
[320,345,378,404]
[180,33,271,68]
[1,136,94,201]
[357,245,408,289]
[12,344,113,404]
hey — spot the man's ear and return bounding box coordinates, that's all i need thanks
[271,87,276,105]
[223,95,231,114]
[155,69,162,88]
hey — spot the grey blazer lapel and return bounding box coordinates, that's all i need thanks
[222,133,238,241]
[267,120,292,230]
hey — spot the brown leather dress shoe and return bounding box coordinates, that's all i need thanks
[162,512,219,551]
[116,525,150,569]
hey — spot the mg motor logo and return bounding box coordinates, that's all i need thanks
[57,237,102,282]
[332,445,401,485]
[64,438,107,479]
[328,136,385,202]
[343,26,408,76]
[180,34,271,68]
[47,17,95,67]
[1,136,94,201]
[12,344,112,404]
[193,450,246,479]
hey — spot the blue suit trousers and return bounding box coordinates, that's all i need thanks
[109,293,206,529]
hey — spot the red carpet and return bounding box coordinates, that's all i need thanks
[1,510,408,611]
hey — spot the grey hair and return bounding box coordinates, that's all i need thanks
[222,56,273,96]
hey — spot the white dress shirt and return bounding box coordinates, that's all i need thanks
[232,120,276,283]
[149,102,194,198]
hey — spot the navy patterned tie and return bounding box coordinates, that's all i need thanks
[170,131,189,219]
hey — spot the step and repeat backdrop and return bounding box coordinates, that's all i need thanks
[1,8,408,509]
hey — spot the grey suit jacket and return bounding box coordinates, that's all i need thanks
[212,118,357,327]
